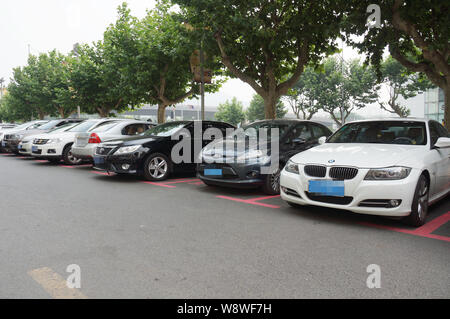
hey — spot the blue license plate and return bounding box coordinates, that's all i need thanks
[18,145,22,150]
[32,146,38,152]
[1,141,5,147]
[309,180,345,197]
[94,157,104,165]
[204,169,223,176]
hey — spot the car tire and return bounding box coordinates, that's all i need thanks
[62,144,82,165]
[143,153,171,181]
[262,167,281,195]
[403,174,429,227]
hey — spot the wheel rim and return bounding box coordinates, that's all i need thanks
[270,169,281,192]
[148,157,168,179]
[68,150,81,164]
[417,178,429,220]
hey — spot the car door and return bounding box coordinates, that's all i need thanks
[280,123,315,164]
[428,121,450,197]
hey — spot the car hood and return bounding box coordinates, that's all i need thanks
[203,137,276,158]
[289,143,428,168]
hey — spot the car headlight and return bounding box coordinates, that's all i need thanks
[364,167,412,180]
[285,160,299,174]
[114,145,141,155]
[237,150,270,163]
[47,138,62,144]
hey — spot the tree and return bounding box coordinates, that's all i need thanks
[246,94,287,123]
[214,97,246,126]
[69,41,134,117]
[284,66,321,120]
[103,3,222,123]
[175,0,349,120]
[344,0,450,129]
[314,57,379,127]
[379,56,435,117]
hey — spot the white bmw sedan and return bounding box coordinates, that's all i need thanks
[280,119,450,226]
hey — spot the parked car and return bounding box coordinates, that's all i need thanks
[0,124,18,152]
[31,119,127,165]
[197,120,333,194]
[1,119,83,154]
[93,121,235,181]
[280,119,450,226]
[1,120,48,153]
[18,123,80,156]
[71,120,155,161]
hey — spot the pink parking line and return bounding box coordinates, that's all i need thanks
[0,153,14,156]
[91,171,115,176]
[217,195,281,209]
[142,181,176,188]
[164,179,201,185]
[34,160,48,163]
[359,211,450,243]
[189,182,204,185]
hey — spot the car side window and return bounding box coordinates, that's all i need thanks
[429,121,449,146]
[123,124,146,136]
[286,124,312,143]
[311,124,331,138]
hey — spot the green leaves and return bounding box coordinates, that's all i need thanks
[247,94,287,122]
[214,97,246,126]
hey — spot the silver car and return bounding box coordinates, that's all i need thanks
[71,120,155,160]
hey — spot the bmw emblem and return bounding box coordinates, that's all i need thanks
[328,160,335,164]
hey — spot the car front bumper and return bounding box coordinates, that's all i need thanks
[18,142,32,155]
[31,143,64,158]
[280,165,420,217]
[197,162,265,188]
[92,153,140,174]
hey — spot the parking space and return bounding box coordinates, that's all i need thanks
[0,153,449,298]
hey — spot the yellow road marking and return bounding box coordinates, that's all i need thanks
[28,267,87,299]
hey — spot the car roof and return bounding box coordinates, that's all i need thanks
[248,119,327,125]
[346,117,428,124]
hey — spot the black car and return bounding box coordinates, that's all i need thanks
[197,120,333,194]
[93,121,235,181]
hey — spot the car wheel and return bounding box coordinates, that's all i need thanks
[403,174,429,227]
[62,145,82,165]
[143,153,171,181]
[262,167,281,195]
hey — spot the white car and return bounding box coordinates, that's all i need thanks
[31,119,125,165]
[71,120,154,161]
[18,123,79,156]
[280,119,450,226]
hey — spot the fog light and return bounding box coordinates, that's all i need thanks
[122,164,130,170]
[389,200,401,207]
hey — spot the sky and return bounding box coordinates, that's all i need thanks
[0,0,425,118]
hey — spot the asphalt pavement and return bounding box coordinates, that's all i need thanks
[0,153,449,298]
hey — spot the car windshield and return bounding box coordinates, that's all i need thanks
[48,123,76,133]
[144,122,188,137]
[37,120,61,131]
[67,120,99,133]
[328,121,428,145]
[242,122,291,138]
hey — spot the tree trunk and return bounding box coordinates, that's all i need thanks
[264,95,277,119]
[38,111,45,120]
[157,103,168,124]
[444,86,450,131]
[58,108,65,119]
[97,107,109,118]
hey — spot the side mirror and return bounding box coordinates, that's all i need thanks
[318,136,327,145]
[434,137,450,149]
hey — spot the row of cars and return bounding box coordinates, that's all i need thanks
[1,117,449,227]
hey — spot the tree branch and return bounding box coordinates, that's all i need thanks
[277,42,309,96]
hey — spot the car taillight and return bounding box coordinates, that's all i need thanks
[88,133,101,144]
